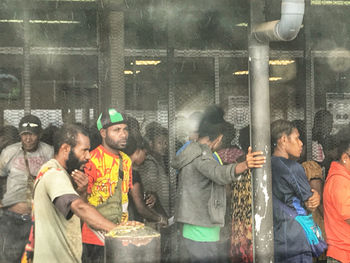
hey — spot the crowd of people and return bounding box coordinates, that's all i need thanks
[0,106,349,263]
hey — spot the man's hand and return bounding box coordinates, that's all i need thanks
[245,146,266,169]
[234,147,266,175]
[71,169,88,196]
[305,189,320,212]
[145,193,156,208]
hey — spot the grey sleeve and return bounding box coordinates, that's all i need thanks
[53,194,80,220]
[193,155,238,185]
[0,150,9,177]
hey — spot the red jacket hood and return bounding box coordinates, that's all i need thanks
[326,161,350,183]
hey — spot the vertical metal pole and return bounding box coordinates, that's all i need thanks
[97,5,104,115]
[81,86,90,125]
[109,10,125,110]
[23,5,31,115]
[214,57,220,104]
[167,48,176,221]
[304,1,314,161]
[132,58,138,109]
[249,0,274,262]
[166,2,178,259]
[305,55,315,160]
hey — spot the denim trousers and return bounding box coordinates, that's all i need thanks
[0,210,31,263]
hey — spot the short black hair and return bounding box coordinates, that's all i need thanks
[218,121,236,148]
[198,121,224,141]
[197,105,226,141]
[41,124,59,146]
[271,119,296,150]
[124,134,145,156]
[144,122,168,144]
[53,124,89,155]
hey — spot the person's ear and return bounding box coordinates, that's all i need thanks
[341,152,350,164]
[99,129,106,139]
[61,143,71,159]
[279,134,288,147]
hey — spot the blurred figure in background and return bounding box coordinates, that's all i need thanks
[139,121,170,217]
[0,125,19,153]
[312,110,334,174]
[217,122,244,165]
[0,125,20,199]
[88,124,101,151]
[0,115,53,263]
[40,124,59,146]
[186,111,203,142]
[124,116,167,226]
[138,121,170,262]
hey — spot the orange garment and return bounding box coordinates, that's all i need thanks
[323,161,350,263]
[82,145,132,246]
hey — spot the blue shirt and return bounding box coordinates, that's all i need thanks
[271,156,313,261]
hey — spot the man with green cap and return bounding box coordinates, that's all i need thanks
[81,108,133,263]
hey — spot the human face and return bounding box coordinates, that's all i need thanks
[66,133,91,173]
[151,135,168,156]
[104,123,128,151]
[285,128,303,159]
[21,132,40,152]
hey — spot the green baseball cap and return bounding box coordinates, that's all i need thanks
[96,108,126,131]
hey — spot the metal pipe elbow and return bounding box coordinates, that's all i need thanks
[253,0,305,42]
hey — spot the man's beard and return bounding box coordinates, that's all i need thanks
[66,149,87,174]
[105,133,126,151]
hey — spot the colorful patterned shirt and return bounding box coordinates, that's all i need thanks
[81,145,132,246]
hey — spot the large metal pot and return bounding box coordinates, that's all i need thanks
[105,221,161,263]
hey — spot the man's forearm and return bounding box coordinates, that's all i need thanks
[71,198,117,232]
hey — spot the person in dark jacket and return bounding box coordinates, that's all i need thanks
[271,119,321,263]
[172,105,265,263]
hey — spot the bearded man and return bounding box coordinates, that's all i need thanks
[81,108,133,263]
[33,124,117,263]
